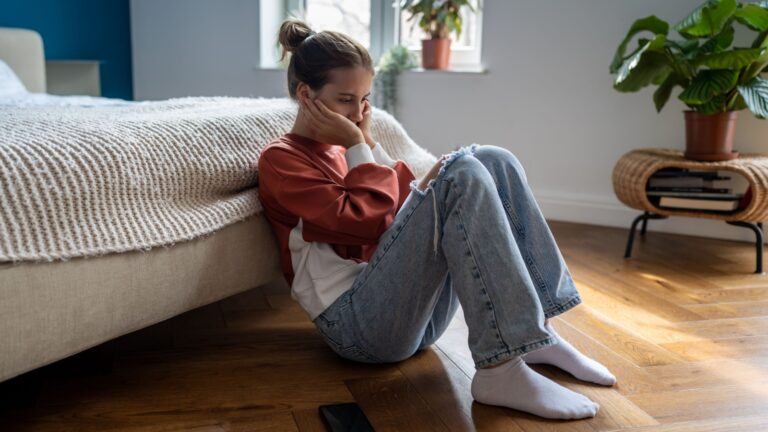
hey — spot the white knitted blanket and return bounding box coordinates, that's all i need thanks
[0,96,437,263]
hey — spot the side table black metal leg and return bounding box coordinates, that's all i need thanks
[640,212,649,236]
[726,221,764,274]
[625,212,667,258]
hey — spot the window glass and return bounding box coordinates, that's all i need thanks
[305,0,371,48]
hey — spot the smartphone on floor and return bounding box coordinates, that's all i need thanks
[318,402,375,432]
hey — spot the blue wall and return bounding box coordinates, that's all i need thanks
[0,0,133,100]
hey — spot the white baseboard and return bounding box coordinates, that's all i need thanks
[535,190,765,244]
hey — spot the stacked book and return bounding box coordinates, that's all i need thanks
[646,168,750,212]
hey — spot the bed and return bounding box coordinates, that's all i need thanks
[0,27,437,382]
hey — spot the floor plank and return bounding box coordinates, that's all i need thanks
[345,373,450,431]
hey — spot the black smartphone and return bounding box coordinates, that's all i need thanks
[318,402,375,432]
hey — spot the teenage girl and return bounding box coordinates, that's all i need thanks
[257,18,616,420]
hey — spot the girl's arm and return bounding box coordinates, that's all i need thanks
[258,146,411,245]
[417,155,449,191]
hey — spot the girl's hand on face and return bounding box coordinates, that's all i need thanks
[358,100,374,147]
[300,97,366,149]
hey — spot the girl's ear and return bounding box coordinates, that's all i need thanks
[297,83,312,103]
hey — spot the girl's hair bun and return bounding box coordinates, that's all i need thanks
[278,18,316,61]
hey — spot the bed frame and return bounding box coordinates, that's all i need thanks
[0,27,46,92]
[0,27,283,382]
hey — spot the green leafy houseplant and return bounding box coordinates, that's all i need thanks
[398,0,482,69]
[399,0,480,39]
[373,45,418,118]
[611,0,768,160]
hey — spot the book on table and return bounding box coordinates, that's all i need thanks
[648,168,731,188]
[647,186,731,193]
[658,196,740,211]
[647,168,747,211]
[646,189,741,199]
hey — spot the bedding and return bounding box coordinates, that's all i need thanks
[0,96,437,263]
[0,57,133,106]
[0,59,28,96]
[0,92,136,107]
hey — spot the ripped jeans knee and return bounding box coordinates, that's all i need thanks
[408,143,482,195]
[407,143,482,256]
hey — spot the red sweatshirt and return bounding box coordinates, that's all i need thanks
[257,133,416,320]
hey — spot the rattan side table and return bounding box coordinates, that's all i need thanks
[613,148,768,273]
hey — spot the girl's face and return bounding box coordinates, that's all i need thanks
[298,66,373,127]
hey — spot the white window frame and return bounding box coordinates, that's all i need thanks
[396,2,483,69]
[260,0,306,68]
[259,0,482,69]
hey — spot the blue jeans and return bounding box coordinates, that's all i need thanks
[312,144,582,369]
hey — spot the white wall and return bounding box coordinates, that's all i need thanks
[131,0,281,99]
[131,0,768,244]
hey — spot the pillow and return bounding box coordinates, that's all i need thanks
[0,59,28,96]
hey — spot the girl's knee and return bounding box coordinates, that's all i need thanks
[445,150,487,177]
[474,145,528,183]
[444,156,498,195]
[436,145,508,194]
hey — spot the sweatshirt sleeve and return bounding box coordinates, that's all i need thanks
[389,156,417,214]
[369,142,417,213]
[259,146,411,245]
[371,142,398,168]
[345,142,377,169]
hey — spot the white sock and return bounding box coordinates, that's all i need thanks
[522,322,616,386]
[471,356,599,420]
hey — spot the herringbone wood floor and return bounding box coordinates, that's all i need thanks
[2,220,768,431]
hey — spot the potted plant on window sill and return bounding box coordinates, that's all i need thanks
[610,0,768,161]
[398,0,482,70]
[374,45,418,118]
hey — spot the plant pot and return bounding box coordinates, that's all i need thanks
[421,38,451,70]
[683,110,739,161]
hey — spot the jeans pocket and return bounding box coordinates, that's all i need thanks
[314,295,348,348]
[314,289,352,326]
[313,308,382,364]
[315,323,380,362]
[314,313,342,347]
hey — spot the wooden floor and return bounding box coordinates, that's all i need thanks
[2,221,768,431]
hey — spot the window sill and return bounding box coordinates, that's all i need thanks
[253,65,487,74]
[404,64,487,74]
[253,66,285,71]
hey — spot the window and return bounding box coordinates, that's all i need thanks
[305,0,371,49]
[399,3,482,68]
[260,0,482,69]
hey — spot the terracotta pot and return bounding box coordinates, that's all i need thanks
[421,38,451,70]
[683,110,739,161]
